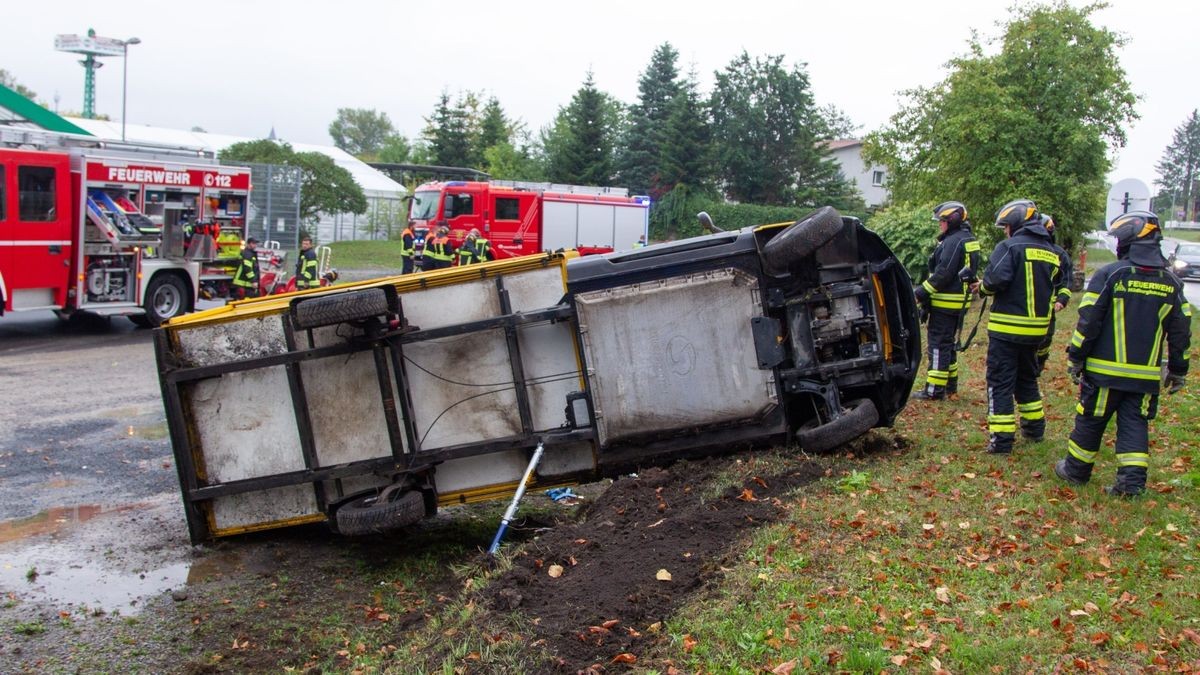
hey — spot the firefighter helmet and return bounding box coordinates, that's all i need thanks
[1039,214,1055,232]
[994,199,1039,233]
[932,201,968,226]
[1108,210,1160,247]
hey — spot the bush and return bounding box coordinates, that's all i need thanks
[649,185,870,242]
[867,202,936,282]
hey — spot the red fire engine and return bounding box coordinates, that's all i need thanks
[0,128,252,326]
[407,180,649,261]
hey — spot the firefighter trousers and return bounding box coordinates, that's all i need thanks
[1058,378,1156,493]
[985,337,1044,452]
[924,311,961,394]
[401,255,414,275]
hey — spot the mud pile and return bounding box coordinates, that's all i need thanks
[485,457,829,671]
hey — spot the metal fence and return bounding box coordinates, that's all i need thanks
[244,163,302,248]
[317,193,409,243]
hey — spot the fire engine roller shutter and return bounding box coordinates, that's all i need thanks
[574,267,777,446]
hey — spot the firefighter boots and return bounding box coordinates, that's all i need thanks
[1053,458,1087,485]
[912,385,946,401]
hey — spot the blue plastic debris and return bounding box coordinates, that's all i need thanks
[545,487,580,503]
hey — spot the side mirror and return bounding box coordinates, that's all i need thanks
[697,211,721,233]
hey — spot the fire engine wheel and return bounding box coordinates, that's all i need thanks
[292,288,389,329]
[335,489,426,536]
[794,398,879,453]
[761,206,844,277]
[139,274,190,327]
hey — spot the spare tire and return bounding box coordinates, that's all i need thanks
[292,288,389,329]
[761,206,844,277]
[795,398,879,453]
[335,489,426,536]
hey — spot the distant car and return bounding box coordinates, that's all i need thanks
[1168,242,1200,280]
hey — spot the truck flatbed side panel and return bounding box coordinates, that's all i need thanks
[576,268,775,445]
[190,366,318,529]
[304,324,396,472]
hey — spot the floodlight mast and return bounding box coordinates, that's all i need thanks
[54,28,126,119]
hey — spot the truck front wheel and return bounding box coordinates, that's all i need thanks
[136,274,190,327]
[761,206,844,277]
[794,398,879,453]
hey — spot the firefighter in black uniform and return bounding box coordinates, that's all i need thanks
[1036,214,1074,375]
[1054,210,1191,496]
[976,199,1063,454]
[231,237,261,299]
[400,222,417,274]
[296,235,319,290]
[912,201,980,400]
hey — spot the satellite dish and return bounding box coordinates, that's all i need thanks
[1105,178,1151,228]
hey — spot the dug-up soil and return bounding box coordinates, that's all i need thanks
[475,435,897,673]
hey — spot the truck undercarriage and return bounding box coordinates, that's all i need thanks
[156,208,919,542]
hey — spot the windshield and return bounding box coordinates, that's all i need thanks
[1177,244,1200,256]
[410,191,441,221]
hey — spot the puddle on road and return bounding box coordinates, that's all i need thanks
[0,502,236,614]
[0,503,149,544]
[124,422,168,440]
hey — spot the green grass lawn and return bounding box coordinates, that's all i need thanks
[1164,229,1200,243]
[659,303,1200,673]
[328,240,404,270]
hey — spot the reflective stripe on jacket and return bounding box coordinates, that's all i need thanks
[296,249,319,288]
[978,224,1062,343]
[1068,256,1191,394]
[921,226,979,314]
[232,248,258,288]
[400,228,415,258]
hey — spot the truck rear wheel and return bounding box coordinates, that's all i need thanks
[292,288,389,329]
[335,489,426,536]
[761,206,844,277]
[138,274,190,327]
[795,398,879,453]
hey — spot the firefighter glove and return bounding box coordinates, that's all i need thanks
[914,286,929,306]
[1067,360,1084,385]
[1165,372,1186,394]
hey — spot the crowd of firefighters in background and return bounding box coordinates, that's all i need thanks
[399,224,494,274]
[912,199,1190,498]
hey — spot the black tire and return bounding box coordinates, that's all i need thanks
[142,274,190,327]
[761,206,845,277]
[335,489,426,536]
[795,398,879,453]
[292,288,389,329]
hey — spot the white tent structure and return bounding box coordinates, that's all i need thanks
[66,118,407,244]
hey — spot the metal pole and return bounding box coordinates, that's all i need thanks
[487,442,545,555]
[120,37,140,142]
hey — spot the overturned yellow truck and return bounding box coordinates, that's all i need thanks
[155,208,921,542]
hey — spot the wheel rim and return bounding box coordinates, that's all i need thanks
[153,283,182,319]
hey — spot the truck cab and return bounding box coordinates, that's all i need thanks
[0,148,73,314]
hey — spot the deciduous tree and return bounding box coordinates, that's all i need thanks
[328,108,397,159]
[220,140,367,225]
[865,1,1137,252]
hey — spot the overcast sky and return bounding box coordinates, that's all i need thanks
[3,0,1193,191]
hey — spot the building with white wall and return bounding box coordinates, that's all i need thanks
[827,139,889,208]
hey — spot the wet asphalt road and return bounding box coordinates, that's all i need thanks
[0,311,178,522]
